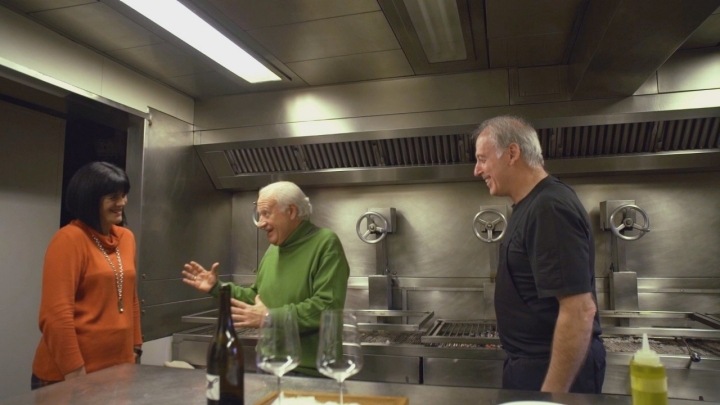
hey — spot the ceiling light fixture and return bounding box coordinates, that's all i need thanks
[119,0,281,83]
[403,0,467,63]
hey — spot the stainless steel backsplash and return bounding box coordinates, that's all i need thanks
[230,171,720,318]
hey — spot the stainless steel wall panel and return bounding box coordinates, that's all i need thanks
[228,171,720,319]
[408,291,485,320]
[141,298,216,341]
[345,288,369,310]
[490,33,569,68]
[138,110,231,281]
[107,43,213,79]
[633,73,659,96]
[680,14,720,50]
[638,278,720,289]
[0,0,93,13]
[639,293,720,314]
[247,12,399,63]
[140,279,207,307]
[193,70,509,131]
[207,0,381,31]
[136,109,232,340]
[161,72,247,98]
[31,2,163,52]
[562,172,720,280]
[658,47,720,93]
[354,355,421,384]
[568,0,720,98]
[423,358,504,388]
[485,0,583,39]
[231,192,259,274]
[286,50,413,86]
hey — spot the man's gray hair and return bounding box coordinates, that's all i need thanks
[472,115,544,168]
[259,181,312,219]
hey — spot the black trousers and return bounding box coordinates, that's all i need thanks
[502,338,606,393]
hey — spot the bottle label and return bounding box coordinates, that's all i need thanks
[206,374,220,400]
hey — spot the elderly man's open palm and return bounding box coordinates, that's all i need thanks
[182,261,219,293]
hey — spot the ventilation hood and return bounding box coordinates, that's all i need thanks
[196,116,720,192]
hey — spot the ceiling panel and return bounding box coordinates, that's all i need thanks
[107,43,213,79]
[247,12,400,63]
[161,72,247,98]
[286,50,413,86]
[489,32,569,68]
[0,0,93,13]
[485,0,584,39]
[680,14,720,49]
[206,0,381,30]
[30,2,163,52]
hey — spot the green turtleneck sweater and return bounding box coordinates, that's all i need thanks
[213,220,350,375]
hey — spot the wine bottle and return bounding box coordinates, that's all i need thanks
[207,284,244,405]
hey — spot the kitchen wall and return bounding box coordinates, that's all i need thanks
[0,6,193,123]
[230,171,720,320]
[128,109,232,343]
[0,100,65,399]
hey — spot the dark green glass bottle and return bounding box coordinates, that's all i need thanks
[206,284,244,405]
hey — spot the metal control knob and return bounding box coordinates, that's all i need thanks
[251,202,259,226]
[609,204,650,241]
[356,211,389,244]
[473,209,507,243]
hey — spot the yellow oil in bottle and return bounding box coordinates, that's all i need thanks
[630,359,667,405]
[630,333,668,405]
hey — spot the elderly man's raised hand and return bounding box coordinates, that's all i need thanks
[182,261,219,293]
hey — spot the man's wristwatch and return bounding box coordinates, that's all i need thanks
[134,347,143,357]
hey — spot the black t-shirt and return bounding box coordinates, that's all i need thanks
[496,175,602,358]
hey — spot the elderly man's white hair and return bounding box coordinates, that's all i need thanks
[259,181,312,219]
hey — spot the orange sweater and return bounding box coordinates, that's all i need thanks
[32,220,142,381]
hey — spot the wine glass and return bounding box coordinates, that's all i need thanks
[256,311,301,404]
[316,310,363,405]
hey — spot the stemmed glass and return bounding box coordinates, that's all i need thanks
[256,311,301,404]
[316,310,363,405]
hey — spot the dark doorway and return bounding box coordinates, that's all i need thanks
[60,119,128,227]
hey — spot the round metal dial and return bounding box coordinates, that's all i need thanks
[609,204,650,241]
[356,211,389,244]
[473,209,507,243]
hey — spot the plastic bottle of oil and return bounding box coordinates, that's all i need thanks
[630,333,668,405]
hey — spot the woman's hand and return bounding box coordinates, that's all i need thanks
[182,261,219,293]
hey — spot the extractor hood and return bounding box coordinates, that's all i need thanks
[196,116,720,192]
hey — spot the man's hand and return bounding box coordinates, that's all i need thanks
[230,295,268,328]
[182,261,219,293]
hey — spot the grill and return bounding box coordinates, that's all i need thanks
[359,330,424,345]
[603,337,720,356]
[421,320,500,346]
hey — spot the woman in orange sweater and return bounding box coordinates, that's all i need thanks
[31,162,142,388]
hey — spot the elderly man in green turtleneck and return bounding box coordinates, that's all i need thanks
[182,181,350,376]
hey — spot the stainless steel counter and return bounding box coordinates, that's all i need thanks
[2,364,716,405]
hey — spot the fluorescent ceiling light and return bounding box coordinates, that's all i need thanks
[119,0,281,83]
[403,0,467,63]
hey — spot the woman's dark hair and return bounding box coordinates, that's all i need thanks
[65,162,130,233]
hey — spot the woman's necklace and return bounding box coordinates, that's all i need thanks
[90,234,124,313]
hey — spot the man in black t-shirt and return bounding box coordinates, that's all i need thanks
[472,115,605,393]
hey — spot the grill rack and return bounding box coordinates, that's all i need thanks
[421,319,501,345]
